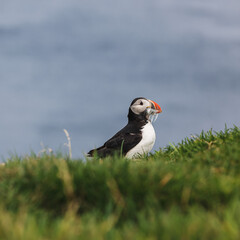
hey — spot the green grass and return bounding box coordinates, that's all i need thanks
[0,126,240,239]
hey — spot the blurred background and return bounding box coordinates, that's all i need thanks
[0,0,240,160]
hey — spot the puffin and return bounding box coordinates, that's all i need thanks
[88,97,162,158]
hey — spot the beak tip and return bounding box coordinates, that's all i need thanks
[149,99,162,114]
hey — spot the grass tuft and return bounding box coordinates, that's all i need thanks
[0,126,240,239]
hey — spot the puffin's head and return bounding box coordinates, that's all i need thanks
[129,97,162,122]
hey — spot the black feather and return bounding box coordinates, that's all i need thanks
[88,98,149,158]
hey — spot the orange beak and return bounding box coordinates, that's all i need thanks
[149,100,162,113]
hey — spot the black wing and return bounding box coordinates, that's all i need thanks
[88,124,142,157]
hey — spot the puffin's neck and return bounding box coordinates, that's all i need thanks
[127,108,148,124]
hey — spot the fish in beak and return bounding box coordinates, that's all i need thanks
[148,99,162,114]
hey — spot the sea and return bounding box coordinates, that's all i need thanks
[0,0,240,160]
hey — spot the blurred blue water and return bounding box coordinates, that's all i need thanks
[0,0,240,160]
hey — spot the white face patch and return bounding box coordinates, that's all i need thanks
[130,99,150,115]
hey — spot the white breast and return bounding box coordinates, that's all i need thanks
[125,121,156,159]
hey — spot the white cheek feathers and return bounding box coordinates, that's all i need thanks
[130,99,150,115]
[130,105,144,115]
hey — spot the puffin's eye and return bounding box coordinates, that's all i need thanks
[140,101,143,105]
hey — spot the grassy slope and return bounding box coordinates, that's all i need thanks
[0,126,240,239]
